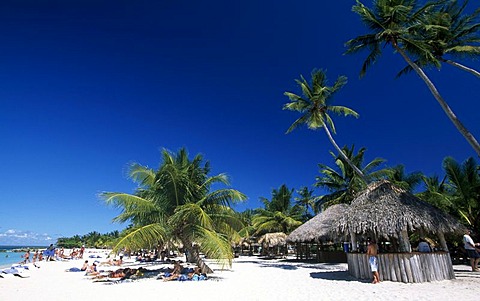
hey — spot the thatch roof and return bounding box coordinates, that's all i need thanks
[287,204,349,243]
[258,232,287,247]
[336,180,465,238]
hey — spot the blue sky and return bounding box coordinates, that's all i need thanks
[0,0,478,246]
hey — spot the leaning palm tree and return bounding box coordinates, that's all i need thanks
[404,0,480,78]
[283,69,366,182]
[101,148,246,273]
[315,145,388,209]
[346,0,480,157]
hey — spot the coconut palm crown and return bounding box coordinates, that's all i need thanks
[403,0,480,77]
[346,0,480,157]
[283,69,366,181]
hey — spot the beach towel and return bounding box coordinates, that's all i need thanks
[43,249,55,257]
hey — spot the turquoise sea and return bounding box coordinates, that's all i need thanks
[0,246,47,269]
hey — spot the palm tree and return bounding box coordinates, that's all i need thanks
[384,164,423,192]
[235,209,256,255]
[294,186,316,218]
[443,156,480,231]
[405,0,480,78]
[252,184,303,235]
[102,148,246,273]
[417,174,453,213]
[315,145,388,209]
[283,69,367,182]
[346,0,480,157]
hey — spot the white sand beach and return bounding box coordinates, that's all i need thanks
[1,250,479,301]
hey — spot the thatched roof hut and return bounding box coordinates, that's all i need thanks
[258,232,287,247]
[336,180,465,252]
[287,204,348,243]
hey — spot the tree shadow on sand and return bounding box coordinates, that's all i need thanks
[237,260,300,270]
[309,270,359,282]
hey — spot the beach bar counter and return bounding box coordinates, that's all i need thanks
[336,181,465,283]
[347,251,455,282]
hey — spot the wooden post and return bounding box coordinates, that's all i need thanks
[437,231,448,251]
[350,232,358,252]
[398,229,412,252]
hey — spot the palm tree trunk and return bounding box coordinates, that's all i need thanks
[323,125,368,182]
[393,43,480,157]
[442,59,480,78]
[181,237,214,274]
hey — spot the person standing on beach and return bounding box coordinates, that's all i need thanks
[463,229,480,271]
[79,245,85,259]
[45,244,55,261]
[367,238,380,284]
[23,250,30,264]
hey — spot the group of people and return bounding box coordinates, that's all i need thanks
[74,257,207,283]
[22,244,86,265]
[157,260,207,281]
[57,246,85,260]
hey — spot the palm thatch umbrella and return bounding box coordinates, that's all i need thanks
[287,204,349,243]
[336,180,465,252]
[258,232,287,247]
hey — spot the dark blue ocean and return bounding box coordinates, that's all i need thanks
[0,245,47,268]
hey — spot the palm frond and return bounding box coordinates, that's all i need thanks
[111,223,168,253]
[127,163,156,187]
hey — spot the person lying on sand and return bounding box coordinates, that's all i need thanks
[157,260,184,281]
[93,268,128,280]
[99,256,123,267]
[159,265,207,281]
[92,267,149,283]
[65,260,90,272]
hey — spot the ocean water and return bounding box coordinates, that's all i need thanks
[0,246,47,269]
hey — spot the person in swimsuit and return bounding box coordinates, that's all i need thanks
[367,238,380,284]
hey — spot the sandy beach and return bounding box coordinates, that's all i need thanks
[1,249,479,301]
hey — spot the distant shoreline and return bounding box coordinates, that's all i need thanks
[0,245,48,252]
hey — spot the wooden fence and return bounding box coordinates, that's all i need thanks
[347,252,455,283]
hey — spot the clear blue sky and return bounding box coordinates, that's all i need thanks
[0,0,478,246]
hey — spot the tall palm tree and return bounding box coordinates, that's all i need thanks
[443,156,480,231]
[404,0,480,78]
[101,148,246,273]
[315,145,388,209]
[346,0,480,157]
[283,69,366,182]
[252,184,303,235]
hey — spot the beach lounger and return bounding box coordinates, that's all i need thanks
[2,267,30,278]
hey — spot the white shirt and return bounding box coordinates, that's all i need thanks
[463,234,476,250]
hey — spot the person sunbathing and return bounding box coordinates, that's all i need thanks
[92,268,125,281]
[65,260,89,272]
[99,256,123,266]
[158,261,184,281]
[85,262,101,276]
